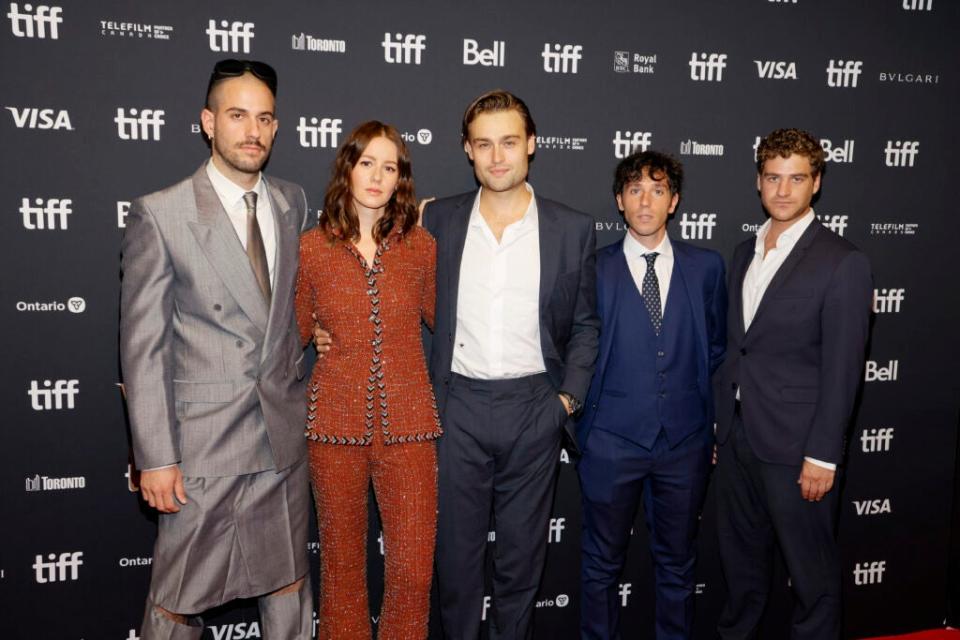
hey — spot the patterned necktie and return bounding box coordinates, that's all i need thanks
[242,191,271,304]
[642,252,662,335]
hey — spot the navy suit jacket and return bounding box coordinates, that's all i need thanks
[577,237,727,451]
[713,220,872,466]
[422,190,600,444]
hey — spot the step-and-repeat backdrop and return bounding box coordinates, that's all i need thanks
[2,1,958,638]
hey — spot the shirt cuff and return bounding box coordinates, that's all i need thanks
[142,463,177,472]
[804,456,836,471]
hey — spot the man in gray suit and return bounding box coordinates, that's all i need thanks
[120,59,314,640]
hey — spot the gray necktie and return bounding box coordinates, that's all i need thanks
[642,252,662,335]
[242,191,271,303]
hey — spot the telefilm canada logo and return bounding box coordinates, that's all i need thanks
[25,473,86,491]
[536,134,588,151]
[291,32,345,53]
[7,3,61,39]
[613,51,657,74]
[870,221,919,236]
[15,296,85,313]
[99,19,172,40]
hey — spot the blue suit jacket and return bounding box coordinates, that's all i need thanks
[577,236,727,451]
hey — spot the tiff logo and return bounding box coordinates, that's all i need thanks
[873,288,905,313]
[7,3,61,38]
[817,214,848,236]
[689,53,727,81]
[115,108,164,141]
[33,551,83,583]
[206,19,254,53]
[28,379,79,410]
[884,140,919,167]
[679,212,717,240]
[20,197,71,229]
[826,59,863,87]
[861,428,894,452]
[481,595,491,621]
[542,43,582,73]
[382,32,426,64]
[853,561,886,585]
[463,38,504,67]
[548,517,566,543]
[903,0,932,8]
[297,116,342,148]
[864,360,898,382]
[619,583,632,607]
[612,131,651,158]
[5,107,72,130]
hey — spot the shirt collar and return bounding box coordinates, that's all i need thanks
[206,158,265,209]
[468,182,538,229]
[754,208,816,254]
[624,230,672,260]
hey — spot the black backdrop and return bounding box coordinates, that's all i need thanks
[2,1,959,638]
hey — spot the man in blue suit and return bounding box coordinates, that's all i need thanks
[577,150,726,640]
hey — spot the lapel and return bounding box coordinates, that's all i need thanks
[442,193,474,329]
[730,240,754,339]
[597,240,629,378]
[537,195,562,318]
[671,242,708,367]
[747,219,821,337]
[260,176,299,361]
[187,164,269,332]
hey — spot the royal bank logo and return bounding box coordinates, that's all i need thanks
[754,60,797,79]
[25,474,86,491]
[870,222,919,236]
[826,59,863,87]
[28,379,79,410]
[612,130,651,158]
[613,51,657,74]
[99,20,172,40]
[7,3,61,38]
[879,71,939,84]
[536,134,587,151]
[115,108,165,141]
[873,288,905,313]
[547,517,565,543]
[853,561,886,585]
[542,43,582,73]
[884,140,919,167]
[679,213,717,240]
[6,106,73,130]
[463,38,504,67]
[902,0,933,9]
[817,213,848,236]
[619,583,632,606]
[680,139,724,157]
[33,551,83,583]
[864,360,899,382]
[16,297,85,313]
[206,19,254,53]
[861,427,894,452]
[689,53,727,81]
[297,116,342,148]
[401,129,432,145]
[853,498,892,515]
[291,32,345,53]
[19,197,71,229]
[382,32,426,64]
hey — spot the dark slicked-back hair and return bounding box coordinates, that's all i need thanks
[205,59,278,109]
[613,150,684,197]
[756,128,826,177]
[461,89,536,141]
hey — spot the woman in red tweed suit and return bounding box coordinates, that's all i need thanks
[295,121,440,639]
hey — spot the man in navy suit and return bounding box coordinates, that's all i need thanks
[577,150,727,639]
[713,128,872,639]
[422,89,599,640]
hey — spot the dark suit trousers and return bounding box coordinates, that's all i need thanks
[579,427,712,640]
[715,412,841,640]
[436,373,565,640]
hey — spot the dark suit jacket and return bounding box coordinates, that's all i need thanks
[713,220,872,466]
[578,237,727,451]
[422,190,600,434]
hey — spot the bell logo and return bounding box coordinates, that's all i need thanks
[853,561,886,585]
[7,3,61,39]
[297,116,342,148]
[28,379,79,410]
[826,59,863,87]
[612,131,651,158]
[20,197,71,230]
[618,582,632,607]
[679,212,717,240]
[33,551,83,583]
[206,19,254,53]
[117,201,130,228]
[5,107,73,130]
[853,499,892,515]
[873,288,905,313]
[754,60,797,79]
[817,214,848,236]
[903,0,933,8]
[819,138,855,163]
[542,43,582,73]
[884,140,920,167]
[115,108,165,141]
[689,53,727,82]
[382,33,426,64]
[861,427,894,452]
[463,38,505,67]
[548,517,565,543]
[864,360,898,382]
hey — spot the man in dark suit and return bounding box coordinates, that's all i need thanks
[713,128,872,639]
[422,89,599,640]
[576,151,726,639]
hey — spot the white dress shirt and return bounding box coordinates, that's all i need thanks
[623,231,673,314]
[206,159,277,285]
[451,184,547,379]
[740,209,834,470]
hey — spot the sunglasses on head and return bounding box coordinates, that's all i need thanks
[208,59,277,96]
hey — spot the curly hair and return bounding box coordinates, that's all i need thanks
[319,121,418,244]
[612,150,683,197]
[756,128,826,177]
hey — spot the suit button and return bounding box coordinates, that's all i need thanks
[740,348,747,355]
[657,351,665,358]
[213,304,222,311]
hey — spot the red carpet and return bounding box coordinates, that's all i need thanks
[864,630,960,640]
